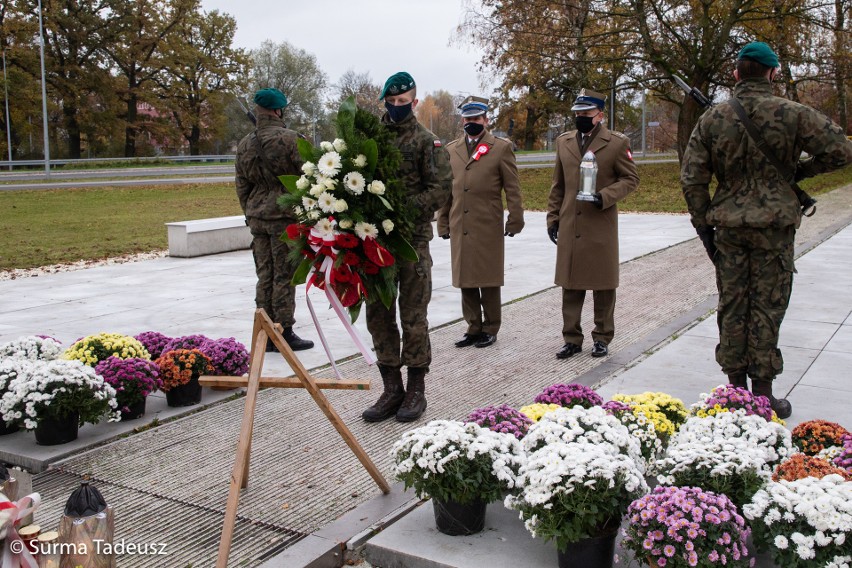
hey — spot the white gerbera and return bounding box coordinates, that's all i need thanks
[314,217,336,237]
[382,219,394,234]
[302,196,317,210]
[333,199,348,213]
[333,138,347,152]
[343,171,366,195]
[339,219,354,229]
[317,191,336,213]
[308,210,320,220]
[354,221,379,240]
[301,162,316,176]
[320,140,334,152]
[368,180,385,195]
[296,176,310,190]
[353,154,367,168]
[317,152,342,177]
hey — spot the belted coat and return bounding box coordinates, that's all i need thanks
[437,132,524,287]
[546,125,639,290]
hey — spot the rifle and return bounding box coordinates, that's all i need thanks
[235,96,257,126]
[673,75,816,216]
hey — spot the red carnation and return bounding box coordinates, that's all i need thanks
[336,233,359,248]
[343,251,360,266]
[286,223,307,240]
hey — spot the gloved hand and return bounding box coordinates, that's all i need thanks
[547,223,559,245]
[593,193,603,210]
[504,231,515,237]
[440,233,449,239]
[695,225,717,262]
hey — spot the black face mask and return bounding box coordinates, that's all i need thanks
[385,101,412,123]
[463,122,485,137]
[575,115,598,134]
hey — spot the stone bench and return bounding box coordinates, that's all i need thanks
[165,215,252,258]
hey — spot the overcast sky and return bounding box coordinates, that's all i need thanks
[199,0,495,100]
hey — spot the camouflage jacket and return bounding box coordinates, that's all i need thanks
[382,111,453,240]
[681,78,852,229]
[235,114,303,221]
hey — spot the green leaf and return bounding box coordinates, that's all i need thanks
[296,138,315,161]
[348,302,361,323]
[291,258,313,286]
[279,174,300,194]
[385,233,419,262]
[376,283,395,309]
[362,139,378,174]
[377,195,393,210]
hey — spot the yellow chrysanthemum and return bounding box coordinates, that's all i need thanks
[519,403,561,422]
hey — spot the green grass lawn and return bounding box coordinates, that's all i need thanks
[2,163,850,271]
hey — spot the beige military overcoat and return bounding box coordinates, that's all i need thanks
[546,125,639,290]
[437,132,524,288]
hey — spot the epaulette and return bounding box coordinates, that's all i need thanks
[446,138,462,148]
[556,131,573,139]
[612,131,628,139]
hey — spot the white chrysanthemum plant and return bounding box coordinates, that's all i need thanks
[391,420,525,505]
[602,400,665,474]
[0,359,120,430]
[0,335,63,362]
[743,474,852,568]
[655,411,793,510]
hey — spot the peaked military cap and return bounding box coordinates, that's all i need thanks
[379,71,416,100]
[459,95,489,118]
[738,42,780,68]
[571,88,606,112]
[254,88,288,110]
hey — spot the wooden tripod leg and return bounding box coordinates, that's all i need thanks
[216,328,267,568]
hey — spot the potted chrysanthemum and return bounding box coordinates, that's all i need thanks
[94,356,161,420]
[518,402,560,422]
[160,334,211,355]
[198,338,249,391]
[603,400,664,474]
[0,335,63,362]
[0,360,31,435]
[391,420,524,536]
[655,411,792,511]
[0,359,119,445]
[743,474,852,567]
[506,406,648,568]
[534,382,603,408]
[464,404,532,440]
[689,383,780,423]
[612,392,688,448]
[64,332,150,366]
[154,349,212,407]
[623,485,752,568]
[791,419,849,455]
[772,453,851,482]
[133,331,173,360]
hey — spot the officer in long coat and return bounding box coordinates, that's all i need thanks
[547,89,639,360]
[437,96,525,349]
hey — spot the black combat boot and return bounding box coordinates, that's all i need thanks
[362,365,405,422]
[282,327,314,351]
[727,373,748,388]
[752,379,792,419]
[396,367,427,422]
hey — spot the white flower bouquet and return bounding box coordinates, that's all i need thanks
[0,359,120,429]
[0,335,63,362]
[743,474,852,568]
[656,411,792,510]
[506,438,648,550]
[390,420,524,504]
[603,400,664,473]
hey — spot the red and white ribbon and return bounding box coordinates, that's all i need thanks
[472,143,490,161]
[0,493,41,568]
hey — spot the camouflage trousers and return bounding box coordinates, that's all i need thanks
[366,239,433,369]
[714,226,796,381]
[248,218,297,328]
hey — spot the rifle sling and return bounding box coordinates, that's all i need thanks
[253,131,278,178]
[728,98,807,204]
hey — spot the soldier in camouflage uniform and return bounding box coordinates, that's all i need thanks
[681,42,852,418]
[362,72,453,423]
[235,88,314,352]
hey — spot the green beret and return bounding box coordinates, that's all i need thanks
[738,42,779,68]
[379,72,415,100]
[254,88,288,110]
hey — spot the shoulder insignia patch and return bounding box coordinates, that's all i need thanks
[626,148,633,160]
[434,140,442,147]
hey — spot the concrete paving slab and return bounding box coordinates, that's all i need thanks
[824,321,852,353]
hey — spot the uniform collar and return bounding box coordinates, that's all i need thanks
[255,113,287,128]
[734,78,774,97]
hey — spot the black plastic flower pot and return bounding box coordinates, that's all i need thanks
[432,497,487,536]
[119,398,147,420]
[165,376,202,407]
[556,524,619,568]
[34,411,80,446]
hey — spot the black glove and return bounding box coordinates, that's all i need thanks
[547,223,559,245]
[504,231,515,237]
[593,192,603,210]
[440,233,449,239]
[695,225,717,262]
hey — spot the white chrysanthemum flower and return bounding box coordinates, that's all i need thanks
[302,197,317,210]
[775,535,789,549]
[317,191,336,213]
[333,199,348,213]
[339,219,353,229]
[309,184,324,197]
[308,210,320,220]
[382,219,394,234]
[301,162,316,176]
[320,140,334,152]
[368,180,386,195]
[317,151,342,177]
[332,138,347,152]
[296,176,310,190]
[353,154,367,168]
[343,171,366,195]
[354,222,379,240]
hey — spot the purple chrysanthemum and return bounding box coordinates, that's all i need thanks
[134,331,173,359]
[534,383,603,408]
[464,404,533,440]
[199,337,250,376]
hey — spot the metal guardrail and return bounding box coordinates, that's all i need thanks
[0,155,235,168]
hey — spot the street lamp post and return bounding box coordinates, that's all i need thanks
[3,50,12,168]
[37,0,50,176]
[641,90,647,156]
